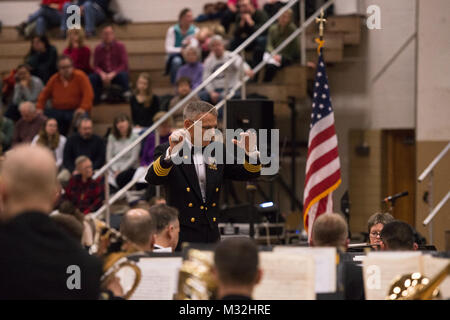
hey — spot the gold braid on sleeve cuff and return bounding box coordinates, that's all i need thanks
[152,156,173,177]
[244,160,262,173]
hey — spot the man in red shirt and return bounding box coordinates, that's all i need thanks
[36,55,93,135]
[89,24,130,104]
[64,155,104,214]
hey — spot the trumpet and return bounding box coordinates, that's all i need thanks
[85,215,142,299]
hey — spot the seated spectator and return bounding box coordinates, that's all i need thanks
[31,118,67,170]
[380,221,419,251]
[6,64,44,122]
[169,77,200,128]
[200,35,253,106]
[213,237,262,300]
[64,155,104,214]
[0,113,14,153]
[106,114,140,189]
[130,73,161,128]
[120,208,156,253]
[195,2,227,22]
[221,0,259,33]
[0,145,101,299]
[140,112,173,167]
[90,25,130,104]
[16,0,68,38]
[165,8,199,84]
[25,35,58,84]
[12,101,47,146]
[176,46,204,90]
[311,213,365,300]
[263,0,285,18]
[63,28,93,74]
[367,212,394,250]
[150,204,180,252]
[36,55,93,136]
[62,117,105,174]
[230,0,268,68]
[61,1,111,38]
[311,213,349,249]
[263,8,300,82]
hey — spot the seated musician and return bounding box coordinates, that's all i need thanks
[380,220,419,251]
[367,212,394,250]
[119,208,157,254]
[213,237,262,300]
[150,204,180,253]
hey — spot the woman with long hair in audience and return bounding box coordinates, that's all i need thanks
[106,113,140,189]
[31,118,67,170]
[25,35,58,83]
[129,73,161,128]
[63,28,93,74]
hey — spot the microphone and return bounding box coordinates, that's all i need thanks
[382,191,408,203]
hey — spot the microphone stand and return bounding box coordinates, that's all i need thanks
[246,181,257,239]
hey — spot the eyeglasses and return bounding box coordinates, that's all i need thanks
[370,231,381,238]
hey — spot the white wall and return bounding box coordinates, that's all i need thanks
[416,0,450,141]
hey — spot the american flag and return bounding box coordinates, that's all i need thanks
[303,49,341,241]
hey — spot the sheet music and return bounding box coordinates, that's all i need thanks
[130,257,182,300]
[421,255,450,299]
[273,246,337,293]
[253,252,315,300]
[362,251,422,300]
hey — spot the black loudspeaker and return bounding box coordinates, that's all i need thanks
[226,99,274,131]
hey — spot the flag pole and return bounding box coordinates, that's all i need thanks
[315,8,326,54]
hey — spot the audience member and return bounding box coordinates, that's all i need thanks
[367,212,394,250]
[130,73,161,128]
[165,8,199,84]
[380,221,418,251]
[90,25,130,104]
[62,117,105,174]
[12,101,47,146]
[263,0,285,18]
[169,77,200,128]
[213,237,262,300]
[230,0,268,68]
[106,114,140,189]
[16,0,68,37]
[0,113,14,153]
[61,0,111,38]
[63,28,93,74]
[36,55,93,136]
[221,0,259,33]
[6,64,44,121]
[200,35,253,105]
[150,204,180,252]
[120,208,156,253]
[31,118,67,170]
[140,112,172,167]
[195,2,227,22]
[263,8,299,82]
[25,35,58,84]
[176,45,204,89]
[64,155,104,214]
[0,145,102,299]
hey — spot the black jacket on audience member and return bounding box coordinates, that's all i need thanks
[130,95,161,128]
[26,45,58,84]
[0,211,102,299]
[63,133,106,172]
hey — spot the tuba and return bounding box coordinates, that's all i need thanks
[386,263,450,300]
[86,215,142,299]
[175,249,217,300]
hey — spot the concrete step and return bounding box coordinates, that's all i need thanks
[91,103,131,124]
[306,15,363,45]
[247,83,306,101]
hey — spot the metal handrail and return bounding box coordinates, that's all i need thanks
[418,142,450,182]
[93,0,301,180]
[423,191,450,226]
[93,0,335,219]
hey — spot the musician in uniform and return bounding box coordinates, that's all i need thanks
[145,101,261,246]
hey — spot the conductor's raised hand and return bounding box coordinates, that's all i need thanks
[168,129,187,156]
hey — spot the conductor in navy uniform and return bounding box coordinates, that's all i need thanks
[145,101,261,246]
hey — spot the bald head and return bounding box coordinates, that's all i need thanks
[19,101,37,122]
[120,209,156,251]
[0,145,58,220]
[312,213,349,248]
